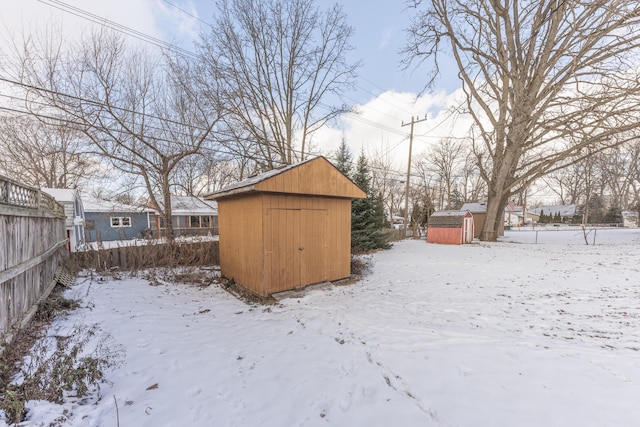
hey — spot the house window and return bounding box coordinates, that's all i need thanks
[111,216,132,227]
[190,216,201,228]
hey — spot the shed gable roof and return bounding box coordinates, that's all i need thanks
[429,210,472,228]
[206,156,365,200]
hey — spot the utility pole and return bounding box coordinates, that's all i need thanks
[401,115,427,234]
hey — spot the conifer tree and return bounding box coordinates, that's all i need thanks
[333,137,353,178]
[351,151,391,251]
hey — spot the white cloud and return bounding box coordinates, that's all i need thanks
[311,88,474,174]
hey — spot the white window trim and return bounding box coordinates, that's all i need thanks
[110,216,132,228]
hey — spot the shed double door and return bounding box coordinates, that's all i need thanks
[265,208,328,293]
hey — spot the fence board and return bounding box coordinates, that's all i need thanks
[1,175,67,342]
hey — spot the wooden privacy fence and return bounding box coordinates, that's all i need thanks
[1,175,67,342]
[71,240,220,271]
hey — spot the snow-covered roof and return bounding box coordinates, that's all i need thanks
[460,202,487,212]
[431,210,469,217]
[41,188,79,203]
[83,195,155,213]
[461,202,524,213]
[155,195,218,216]
[429,210,471,228]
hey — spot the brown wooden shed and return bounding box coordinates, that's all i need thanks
[427,210,474,245]
[205,156,365,297]
[460,202,505,238]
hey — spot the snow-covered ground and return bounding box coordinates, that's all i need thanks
[5,228,640,427]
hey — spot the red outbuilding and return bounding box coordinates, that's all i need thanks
[427,210,474,245]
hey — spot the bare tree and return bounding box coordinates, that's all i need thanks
[10,28,223,238]
[405,0,640,240]
[413,155,441,212]
[198,0,359,169]
[0,116,99,188]
[171,154,249,196]
[543,160,588,206]
[423,137,467,209]
[369,146,405,220]
[596,145,635,210]
[460,150,486,203]
[628,141,640,210]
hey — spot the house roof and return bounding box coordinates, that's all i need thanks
[461,202,526,213]
[460,202,487,213]
[205,156,365,200]
[41,188,80,203]
[155,195,218,216]
[429,210,472,228]
[83,195,155,213]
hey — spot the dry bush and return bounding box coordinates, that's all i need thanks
[350,254,372,279]
[143,265,220,288]
[72,241,220,272]
[0,286,124,424]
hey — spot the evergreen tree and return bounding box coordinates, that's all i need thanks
[351,151,391,251]
[333,137,353,178]
[604,206,622,224]
[539,209,545,223]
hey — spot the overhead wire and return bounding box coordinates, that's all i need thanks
[20,0,465,181]
[161,0,212,27]
[37,0,198,59]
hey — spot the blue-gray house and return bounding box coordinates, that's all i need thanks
[83,196,155,243]
[150,195,218,237]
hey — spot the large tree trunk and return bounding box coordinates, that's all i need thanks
[162,174,174,241]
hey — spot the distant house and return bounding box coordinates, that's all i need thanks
[504,205,538,226]
[460,202,504,238]
[427,210,474,245]
[505,205,524,227]
[83,196,155,243]
[621,210,639,228]
[151,195,218,237]
[41,188,85,252]
[528,205,577,222]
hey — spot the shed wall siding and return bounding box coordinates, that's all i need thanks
[469,212,505,238]
[427,227,463,245]
[218,195,264,294]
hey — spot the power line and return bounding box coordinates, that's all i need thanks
[35,0,466,150]
[401,115,428,228]
[37,0,198,59]
[162,0,212,27]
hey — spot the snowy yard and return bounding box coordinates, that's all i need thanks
[6,228,640,427]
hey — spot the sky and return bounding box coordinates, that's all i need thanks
[4,228,640,426]
[0,0,470,184]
